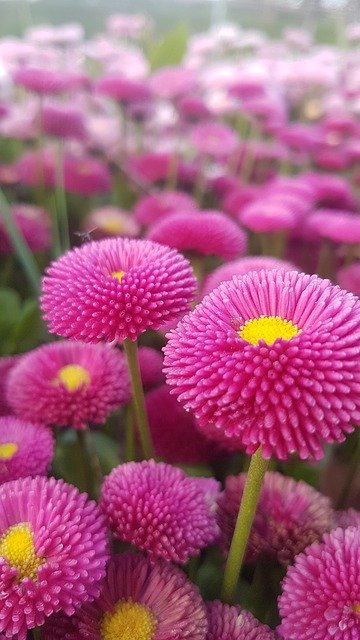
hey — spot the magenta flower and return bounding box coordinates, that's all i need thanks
[43,552,208,640]
[335,508,360,529]
[0,416,54,483]
[164,269,360,460]
[218,471,333,565]
[134,190,197,226]
[13,67,71,95]
[41,100,85,140]
[16,148,56,188]
[278,526,360,639]
[307,210,360,245]
[202,256,298,298]
[0,204,51,254]
[95,75,151,105]
[189,122,239,158]
[240,200,298,233]
[41,238,196,343]
[101,460,219,563]
[305,173,357,211]
[337,264,360,296]
[63,154,111,196]
[206,601,277,640]
[6,340,130,429]
[147,210,247,260]
[138,346,165,390]
[84,206,140,239]
[146,384,220,464]
[150,66,197,100]
[0,476,109,639]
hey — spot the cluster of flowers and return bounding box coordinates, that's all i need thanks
[0,11,359,640]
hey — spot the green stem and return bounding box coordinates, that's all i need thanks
[76,429,102,499]
[33,627,42,640]
[0,188,40,295]
[123,338,154,459]
[124,402,136,461]
[336,431,360,509]
[221,447,269,603]
[55,141,70,252]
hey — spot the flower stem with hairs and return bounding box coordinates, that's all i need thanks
[221,447,269,603]
[123,338,155,459]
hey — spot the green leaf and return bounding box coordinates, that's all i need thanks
[148,24,188,70]
[0,288,21,338]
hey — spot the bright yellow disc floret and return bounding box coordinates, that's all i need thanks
[101,600,157,640]
[238,315,300,346]
[0,523,44,581]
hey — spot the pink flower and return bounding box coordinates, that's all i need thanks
[95,75,151,105]
[0,476,109,639]
[150,66,197,100]
[138,346,165,390]
[206,601,277,640]
[41,238,196,343]
[218,471,333,565]
[146,384,220,464]
[12,67,72,95]
[338,264,360,296]
[83,206,140,239]
[41,100,85,140]
[278,526,360,639]
[134,190,197,226]
[240,200,298,233]
[307,210,360,245]
[0,204,51,253]
[147,210,247,260]
[335,508,360,529]
[202,256,298,298]
[43,552,208,640]
[63,154,111,196]
[100,460,219,563]
[164,269,360,460]
[6,340,130,429]
[16,148,56,188]
[0,416,54,483]
[305,173,357,211]
[189,122,239,158]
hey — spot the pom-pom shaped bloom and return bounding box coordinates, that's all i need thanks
[41,100,85,140]
[307,210,360,245]
[206,601,277,640]
[7,340,130,429]
[95,76,152,105]
[202,256,298,298]
[337,264,360,296]
[218,471,333,565]
[63,154,111,195]
[146,384,219,463]
[147,210,247,260]
[189,122,239,158]
[84,206,140,239]
[12,67,71,95]
[164,269,360,460]
[41,238,196,343]
[335,508,360,529]
[240,200,298,233]
[16,148,56,188]
[138,347,165,390]
[0,416,54,483]
[43,552,208,640]
[101,460,219,563]
[0,204,51,254]
[278,526,360,639]
[0,475,109,639]
[134,190,197,226]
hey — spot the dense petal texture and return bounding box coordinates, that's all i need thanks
[0,476,109,639]
[43,552,208,640]
[0,416,54,482]
[147,210,247,260]
[206,601,277,639]
[101,460,219,563]
[6,340,130,428]
[278,526,360,640]
[218,471,334,565]
[164,269,360,460]
[41,238,196,342]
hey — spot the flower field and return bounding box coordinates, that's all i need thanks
[0,12,359,640]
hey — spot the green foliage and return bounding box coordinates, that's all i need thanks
[148,23,188,70]
[0,290,44,355]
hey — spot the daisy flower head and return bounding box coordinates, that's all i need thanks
[206,601,277,639]
[0,416,54,483]
[41,238,196,343]
[43,552,208,640]
[0,476,109,639]
[164,269,360,460]
[7,340,130,429]
[278,526,360,639]
[100,460,219,564]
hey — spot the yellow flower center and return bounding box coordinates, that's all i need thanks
[238,315,300,346]
[112,270,125,282]
[101,600,157,640]
[0,523,44,581]
[101,217,124,235]
[0,443,18,460]
[54,364,91,392]
[353,603,360,614]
